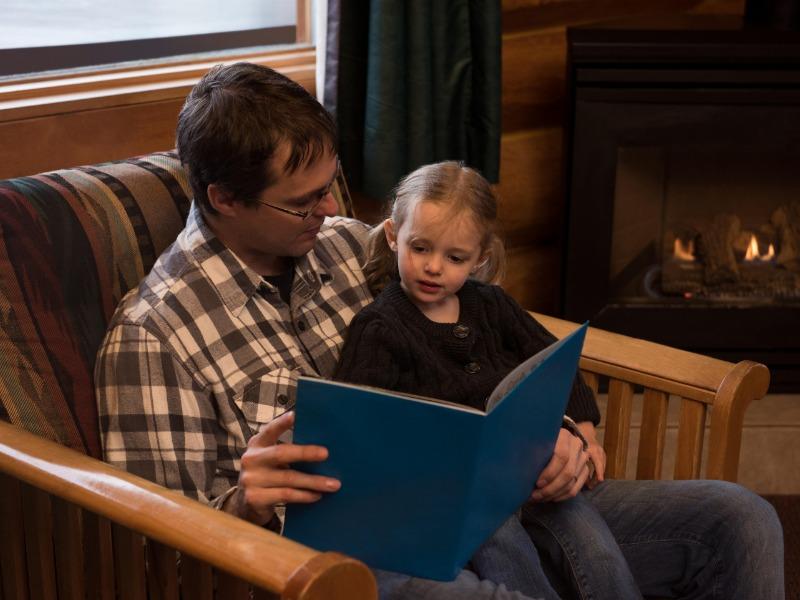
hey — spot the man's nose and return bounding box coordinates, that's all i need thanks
[319,191,339,217]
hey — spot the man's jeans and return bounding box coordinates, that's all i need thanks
[373,479,784,600]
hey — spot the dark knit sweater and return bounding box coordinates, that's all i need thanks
[334,280,600,424]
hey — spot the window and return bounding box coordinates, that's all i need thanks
[0,0,308,78]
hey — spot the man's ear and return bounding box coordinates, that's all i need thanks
[207,183,240,217]
[383,219,398,251]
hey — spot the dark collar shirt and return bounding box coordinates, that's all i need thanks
[95,202,373,507]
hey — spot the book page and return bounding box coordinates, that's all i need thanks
[319,378,485,415]
[485,334,569,412]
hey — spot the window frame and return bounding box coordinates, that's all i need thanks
[0,0,313,124]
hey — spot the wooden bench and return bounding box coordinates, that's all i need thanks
[0,152,769,599]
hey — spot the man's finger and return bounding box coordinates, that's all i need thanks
[262,468,341,493]
[263,442,331,467]
[247,486,326,508]
[249,411,295,447]
[240,441,331,478]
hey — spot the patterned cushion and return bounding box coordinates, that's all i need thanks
[0,152,191,457]
[0,151,355,458]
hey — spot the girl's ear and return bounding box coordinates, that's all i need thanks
[383,219,398,251]
[471,255,489,274]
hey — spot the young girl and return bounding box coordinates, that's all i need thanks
[333,161,642,598]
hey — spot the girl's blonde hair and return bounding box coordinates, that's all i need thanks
[363,161,506,295]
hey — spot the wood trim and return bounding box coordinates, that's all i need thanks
[0,48,316,124]
[636,388,669,480]
[581,371,599,394]
[604,379,634,479]
[0,47,316,178]
[0,473,27,600]
[145,541,179,600]
[83,513,116,600]
[52,498,85,600]
[283,552,378,600]
[112,524,148,600]
[0,421,376,599]
[531,312,735,396]
[578,358,717,403]
[706,360,770,480]
[216,569,252,600]
[674,399,707,480]
[296,0,313,44]
[20,484,57,599]
[180,555,213,600]
[502,0,709,34]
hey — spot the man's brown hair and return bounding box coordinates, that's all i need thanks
[176,62,337,213]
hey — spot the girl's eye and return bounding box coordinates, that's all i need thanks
[411,245,427,253]
[449,255,465,264]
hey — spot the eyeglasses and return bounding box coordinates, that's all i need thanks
[256,160,340,220]
[257,189,330,220]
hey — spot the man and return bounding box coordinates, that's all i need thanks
[96,63,784,600]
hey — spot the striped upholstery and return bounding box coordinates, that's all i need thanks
[0,151,354,458]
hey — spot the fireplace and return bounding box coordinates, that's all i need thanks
[562,15,800,391]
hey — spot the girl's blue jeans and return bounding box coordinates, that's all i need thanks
[373,479,784,600]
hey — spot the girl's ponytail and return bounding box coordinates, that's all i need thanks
[473,233,506,285]
[362,221,397,295]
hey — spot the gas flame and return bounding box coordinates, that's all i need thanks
[743,235,775,262]
[673,238,695,261]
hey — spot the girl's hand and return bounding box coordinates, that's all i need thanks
[530,428,592,503]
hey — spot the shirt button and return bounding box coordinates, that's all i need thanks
[296,319,307,332]
[464,361,481,374]
[453,323,470,338]
[277,394,289,406]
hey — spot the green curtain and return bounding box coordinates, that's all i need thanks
[325,0,501,203]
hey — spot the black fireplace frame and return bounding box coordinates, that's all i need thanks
[562,15,800,391]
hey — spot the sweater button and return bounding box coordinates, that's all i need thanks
[277,394,289,406]
[296,319,307,332]
[464,361,481,374]
[452,323,470,338]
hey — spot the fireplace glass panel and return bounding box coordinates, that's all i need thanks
[610,144,800,304]
[564,15,800,390]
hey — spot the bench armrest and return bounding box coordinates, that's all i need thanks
[0,420,377,600]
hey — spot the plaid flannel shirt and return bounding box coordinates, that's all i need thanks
[95,203,373,507]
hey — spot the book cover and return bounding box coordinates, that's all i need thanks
[284,322,588,581]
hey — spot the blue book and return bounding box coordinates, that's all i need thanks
[284,322,588,581]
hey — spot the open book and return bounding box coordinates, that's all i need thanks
[284,322,588,581]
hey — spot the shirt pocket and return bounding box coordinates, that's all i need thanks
[233,367,297,437]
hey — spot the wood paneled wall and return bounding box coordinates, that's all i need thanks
[497,0,745,312]
[0,52,316,180]
[1,3,745,313]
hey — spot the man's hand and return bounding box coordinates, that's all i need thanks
[578,421,606,489]
[224,411,341,525]
[531,428,592,503]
